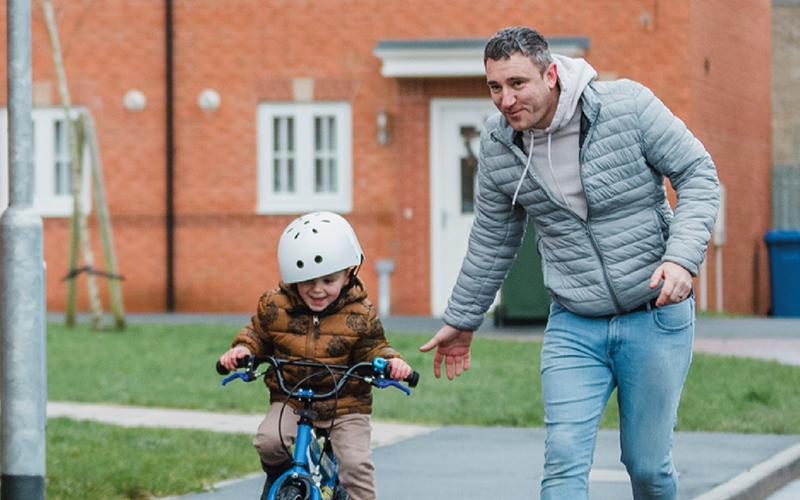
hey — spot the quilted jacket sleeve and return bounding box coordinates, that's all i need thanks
[443,127,528,331]
[634,82,720,275]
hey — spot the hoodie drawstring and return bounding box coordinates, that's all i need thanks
[512,131,573,211]
[511,131,534,208]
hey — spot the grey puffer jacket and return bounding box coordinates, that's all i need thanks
[444,79,719,329]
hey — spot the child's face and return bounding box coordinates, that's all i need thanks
[296,270,350,312]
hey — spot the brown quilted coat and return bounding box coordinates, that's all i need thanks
[231,277,403,420]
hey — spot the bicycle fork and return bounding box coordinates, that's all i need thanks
[268,393,339,500]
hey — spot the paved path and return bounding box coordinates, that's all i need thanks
[46,402,438,449]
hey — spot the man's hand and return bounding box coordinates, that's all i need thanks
[419,324,474,380]
[650,261,693,307]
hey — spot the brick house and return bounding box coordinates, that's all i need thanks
[0,0,773,318]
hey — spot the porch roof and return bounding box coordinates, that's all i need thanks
[373,37,591,78]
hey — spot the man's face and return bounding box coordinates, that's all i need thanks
[486,53,559,131]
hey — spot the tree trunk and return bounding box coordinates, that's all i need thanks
[42,0,103,330]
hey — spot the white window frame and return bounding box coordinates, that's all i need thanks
[256,102,352,214]
[1,106,91,217]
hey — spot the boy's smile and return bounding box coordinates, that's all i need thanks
[296,270,350,312]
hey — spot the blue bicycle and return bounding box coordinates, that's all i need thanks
[216,355,419,500]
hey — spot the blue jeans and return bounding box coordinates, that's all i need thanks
[539,298,694,500]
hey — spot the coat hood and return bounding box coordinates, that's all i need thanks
[542,54,597,134]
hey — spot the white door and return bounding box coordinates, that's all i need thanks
[430,98,498,317]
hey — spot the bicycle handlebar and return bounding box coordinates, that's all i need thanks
[216,355,419,398]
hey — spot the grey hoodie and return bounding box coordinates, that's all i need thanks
[518,55,597,219]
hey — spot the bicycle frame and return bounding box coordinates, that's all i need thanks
[267,390,337,500]
[217,355,418,500]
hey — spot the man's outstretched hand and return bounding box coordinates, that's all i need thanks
[420,324,474,380]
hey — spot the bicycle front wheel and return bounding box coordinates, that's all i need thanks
[275,485,306,500]
[332,483,349,500]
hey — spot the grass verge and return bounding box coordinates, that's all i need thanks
[47,322,800,432]
[47,418,259,500]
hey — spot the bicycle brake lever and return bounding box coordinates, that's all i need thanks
[375,378,411,395]
[221,371,255,386]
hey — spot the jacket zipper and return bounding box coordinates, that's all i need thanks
[493,105,625,314]
[313,315,320,339]
[577,103,624,314]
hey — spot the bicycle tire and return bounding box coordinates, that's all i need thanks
[275,484,306,500]
[332,483,349,500]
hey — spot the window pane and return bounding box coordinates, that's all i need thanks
[54,120,63,152]
[273,118,281,152]
[287,158,295,192]
[314,158,323,193]
[328,117,336,151]
[272,116,297,194]
[312,115,338,194]
[273,159,282,192]
[53,120,72,195]
[329,159,337,192]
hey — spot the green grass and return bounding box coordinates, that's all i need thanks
[42,321,800,499]
[47,418,259,500]
[679,353,800,434]
[47,322,800,432]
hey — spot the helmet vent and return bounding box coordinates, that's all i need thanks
[314,255,323,263]
[296,260,304,269]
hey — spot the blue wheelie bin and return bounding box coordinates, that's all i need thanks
[764,229,800,317]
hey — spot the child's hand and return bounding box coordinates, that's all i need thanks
[220,346,252,372]
[387,358,412,381]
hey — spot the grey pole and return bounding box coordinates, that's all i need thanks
[1,0,47,497]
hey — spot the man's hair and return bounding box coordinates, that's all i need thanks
[484,26,553,74]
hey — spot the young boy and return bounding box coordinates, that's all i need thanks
[219,211,412,500]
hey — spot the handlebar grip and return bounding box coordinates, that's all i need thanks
[381,363,420,388]
[216,355,252,376]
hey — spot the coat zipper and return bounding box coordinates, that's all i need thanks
[577,103,624,314]
[492,104,625,315]
[313,315,320,339]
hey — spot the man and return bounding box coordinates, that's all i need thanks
[420,27,719,500]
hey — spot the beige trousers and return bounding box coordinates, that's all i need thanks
[254,402,376,500]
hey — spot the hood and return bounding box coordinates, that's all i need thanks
[540,54,597,134]
[512,55,596,214]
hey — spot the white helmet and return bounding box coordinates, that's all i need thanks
[278,212,364,284]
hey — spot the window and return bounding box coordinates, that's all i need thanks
[0,107,91,217]
[257,102,352,214]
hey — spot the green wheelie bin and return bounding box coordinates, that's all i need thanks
[493,221,550,326]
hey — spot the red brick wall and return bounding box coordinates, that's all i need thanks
[687,0,773,315]
[0,0,772,316]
